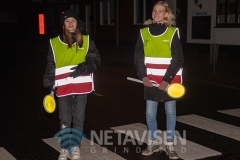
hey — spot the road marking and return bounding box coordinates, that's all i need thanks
[177,114,240,141]
[0,147,16,160]
[218,108,240,118]
[43,138,125,160]
[111,123,221,160]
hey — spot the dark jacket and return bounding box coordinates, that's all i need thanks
[134,23,184,102]
[43,33,101,89]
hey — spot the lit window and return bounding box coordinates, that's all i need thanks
[100,1,114,25]
[217,0,240,27]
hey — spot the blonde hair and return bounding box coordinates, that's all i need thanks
[63,25,83,49]
[144,1,175,27]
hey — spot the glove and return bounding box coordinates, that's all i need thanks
[158,80,169,91]
[48,86,57,93]
[69,64,86,78]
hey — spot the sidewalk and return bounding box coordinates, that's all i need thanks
[181,42,240,91]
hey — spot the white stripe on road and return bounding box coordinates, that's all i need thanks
[43,138,125,160]
[218,108,240,118]
[177,114,240,141]
[0,148,16,160]
[111,123,221,160]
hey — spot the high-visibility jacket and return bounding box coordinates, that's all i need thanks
[50,35,94,97]
[140,27,182,84]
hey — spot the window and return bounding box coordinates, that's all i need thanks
[100,1,114,25]
[134,0,146,24]
[216,0,240,27]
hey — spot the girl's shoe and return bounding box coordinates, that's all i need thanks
[142,140,161,156]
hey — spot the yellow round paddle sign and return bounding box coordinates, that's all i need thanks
[167,83,185,99]
[43,95,56,113]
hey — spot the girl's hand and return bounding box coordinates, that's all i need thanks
[142,77,153,87]
[158,80,169,91]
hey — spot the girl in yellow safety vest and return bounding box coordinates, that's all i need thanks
[43,9,100,160]
[134,1,184,159]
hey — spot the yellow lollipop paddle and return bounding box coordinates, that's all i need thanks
[127,77,185,99]
[166,83,185,99]
[43,91,56,113]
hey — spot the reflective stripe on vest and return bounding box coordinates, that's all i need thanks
[50,35,94,97]
[141,27,182,84]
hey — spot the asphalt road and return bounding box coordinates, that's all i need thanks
[1,43,240,160]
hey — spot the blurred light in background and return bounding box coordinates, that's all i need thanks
[38,14,45,34]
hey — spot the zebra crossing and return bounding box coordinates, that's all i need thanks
[43,137,126,160]
[1,108,240,159]
[176,114,240,141]
[0,148,16,160]
[218,108,240,118]
[111,123,222,160]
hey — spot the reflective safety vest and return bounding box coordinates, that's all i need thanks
[140,27,182,84]
[50,35,94,97]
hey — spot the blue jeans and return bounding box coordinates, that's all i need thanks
[146,100,176,142]
[58,94,87,149]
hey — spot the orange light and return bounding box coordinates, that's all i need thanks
[38,14,45,34]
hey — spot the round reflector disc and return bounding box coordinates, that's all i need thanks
[167,83,185,99]
[43,95,56,113]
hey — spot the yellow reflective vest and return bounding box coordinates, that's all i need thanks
[50,35,94,97]
[140,27,182,84]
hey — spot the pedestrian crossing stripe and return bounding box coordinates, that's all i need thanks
[111,123,222,160]
[177,114,240,141]
[0,147,16,160]
[218,108,240,118]
[42,138,126,160]
[41,109,240,160]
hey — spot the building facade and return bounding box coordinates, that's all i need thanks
[67,0,157,45]
[64,0,189,46]
[23,0,188,45]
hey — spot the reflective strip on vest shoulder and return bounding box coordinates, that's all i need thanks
[145,57,172,64]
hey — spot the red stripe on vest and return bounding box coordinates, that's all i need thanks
[148,75,182,84]
[56,82,93,96]
[55,73,91,80]
[146,63,169,69]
